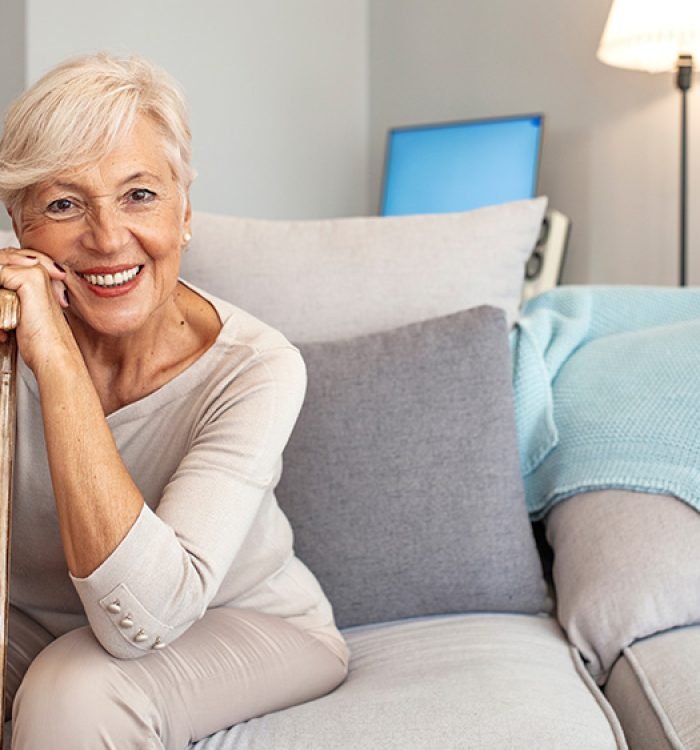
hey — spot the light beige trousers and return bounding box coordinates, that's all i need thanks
[6,606,348,749]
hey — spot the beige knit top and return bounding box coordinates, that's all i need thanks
[10,287,344,660]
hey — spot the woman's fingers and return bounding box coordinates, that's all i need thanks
[0,253,74,371]
[0,247,68,308]
[0,251,39,271]
[0,255,67,312]
[0,247,66,281]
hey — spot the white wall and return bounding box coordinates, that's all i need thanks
[24,0,370,221]
[369,0,700,285]
[5,1,699,285]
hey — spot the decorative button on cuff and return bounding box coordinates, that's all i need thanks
[152,638,165,650]
[106,601,121,614]
[119,615,134,629]
[134,629,148,643]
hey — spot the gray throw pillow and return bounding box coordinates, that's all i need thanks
[276,306,549,628]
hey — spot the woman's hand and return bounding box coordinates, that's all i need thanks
[0,246,71,371]
[0,245,144,576]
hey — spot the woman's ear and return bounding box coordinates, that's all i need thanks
[180,196,193,247]
[183,196,192,235]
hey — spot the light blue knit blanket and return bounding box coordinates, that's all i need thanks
[510,286,700,519]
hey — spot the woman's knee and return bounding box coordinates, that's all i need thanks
[12,628,163,749]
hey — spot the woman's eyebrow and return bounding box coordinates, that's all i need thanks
[45,172,165,194]
[47,180,83,192]
[120,171,164,185]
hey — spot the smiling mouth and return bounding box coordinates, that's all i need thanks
[78,265,143,288]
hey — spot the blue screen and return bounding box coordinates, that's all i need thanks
[381,114,543,216]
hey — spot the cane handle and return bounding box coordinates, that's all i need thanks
[0,290,19,332]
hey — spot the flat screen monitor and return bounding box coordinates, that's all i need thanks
[380,113,543,216]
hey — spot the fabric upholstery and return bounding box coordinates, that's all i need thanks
[189,614,625,750]
[511,286,700,518]
[182,198,547,341]
[606,625,700,749]
[276,306,549,628]
[547,490,700,683]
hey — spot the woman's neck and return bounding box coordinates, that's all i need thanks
[66,285,221,414]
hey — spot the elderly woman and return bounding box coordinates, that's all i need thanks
[0,53,348,748]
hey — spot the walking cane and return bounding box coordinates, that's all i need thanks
[0,288,19,745]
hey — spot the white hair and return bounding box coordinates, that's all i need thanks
[0,53,196,218]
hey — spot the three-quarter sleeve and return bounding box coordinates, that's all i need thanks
[70,341,307,659]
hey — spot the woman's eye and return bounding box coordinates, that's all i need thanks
[128,188,156,203]
[46,198,77,215]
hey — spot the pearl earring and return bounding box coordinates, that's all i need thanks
[183,231,192,245]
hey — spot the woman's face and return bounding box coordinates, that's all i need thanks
[14,114,191,341]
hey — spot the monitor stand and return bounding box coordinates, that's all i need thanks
[521,210,571,303]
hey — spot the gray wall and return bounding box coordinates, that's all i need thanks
[0,0,26,229]
[23,0,370,221]
[369,0,699,285]
[0,0,25,106]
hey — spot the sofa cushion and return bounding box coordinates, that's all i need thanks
[275,305,549,628]
[605,624,700,750]
[546,489,700,683]
[182,198,547,341]
[189,614,625,750]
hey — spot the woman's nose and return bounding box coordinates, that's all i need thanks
[84,205,130,254]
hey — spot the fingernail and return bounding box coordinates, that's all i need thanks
[54,262,65,272]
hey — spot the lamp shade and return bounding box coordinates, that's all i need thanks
[597,0,700,72]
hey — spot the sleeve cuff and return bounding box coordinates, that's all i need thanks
[71,506,182,658]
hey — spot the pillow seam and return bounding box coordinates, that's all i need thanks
[568,645,628,749]
[621,646,685,750]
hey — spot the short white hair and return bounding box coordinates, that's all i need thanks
[0,53,195,217]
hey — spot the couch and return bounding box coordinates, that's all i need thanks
[175,197,699,750]
[4,198,700,748]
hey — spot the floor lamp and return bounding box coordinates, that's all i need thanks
[597,0,700,286]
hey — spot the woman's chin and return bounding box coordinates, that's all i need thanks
[65,307,153,341]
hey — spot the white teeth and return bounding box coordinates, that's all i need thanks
[82,265,140,288]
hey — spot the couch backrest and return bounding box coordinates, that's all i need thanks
[181,198,547,341]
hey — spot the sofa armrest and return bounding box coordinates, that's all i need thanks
[606,624,700,750]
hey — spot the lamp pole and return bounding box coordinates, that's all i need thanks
[677,54,693,286]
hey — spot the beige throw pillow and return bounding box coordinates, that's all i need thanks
[183,198,547,341]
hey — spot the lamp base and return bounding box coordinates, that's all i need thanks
[677,55,692,286]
